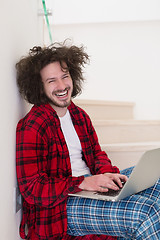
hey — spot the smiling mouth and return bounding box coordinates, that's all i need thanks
[55,89,68,98]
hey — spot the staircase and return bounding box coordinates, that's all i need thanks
[74,99,160,170]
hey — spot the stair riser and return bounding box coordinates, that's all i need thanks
[101,142,160,170]
[74,100,134,120]
[104,150,144,170]
[80,105,133,120]
[95,125,160,144]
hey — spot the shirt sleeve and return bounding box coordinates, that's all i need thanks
[85,115,120,174]
[16,121,84,209]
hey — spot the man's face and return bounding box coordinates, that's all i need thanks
[40,61,73,115]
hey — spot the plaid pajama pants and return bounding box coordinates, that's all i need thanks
[67,167,160,239]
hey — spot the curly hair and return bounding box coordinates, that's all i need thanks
[16,41,89,105]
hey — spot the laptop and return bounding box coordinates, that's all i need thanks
[69,148,160,201]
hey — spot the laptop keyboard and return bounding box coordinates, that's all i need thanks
[94,182,125,197]
[95,188,122,197]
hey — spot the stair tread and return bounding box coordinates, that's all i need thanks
[93,119,160,126]
[74,99,135,107]
[101,141,160,151]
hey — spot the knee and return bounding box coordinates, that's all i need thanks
[138,199,160,223]
[147,200,159,215]
[133,200,160,239]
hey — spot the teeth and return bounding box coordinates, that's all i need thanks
[56,90,67,97]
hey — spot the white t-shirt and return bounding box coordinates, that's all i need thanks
[59,110,91,177]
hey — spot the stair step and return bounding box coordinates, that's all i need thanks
[101,142,160,170]
[74,99,134,120]
[93,120,160,144]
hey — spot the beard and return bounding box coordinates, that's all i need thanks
[49,98,71,108]
[44,87,72,108]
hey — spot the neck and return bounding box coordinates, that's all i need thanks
[50,104,68,117]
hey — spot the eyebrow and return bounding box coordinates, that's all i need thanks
[45,72,70,82]
[46,77,56,82]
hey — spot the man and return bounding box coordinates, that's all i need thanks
[16,42,160,240]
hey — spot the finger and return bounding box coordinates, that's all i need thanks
[115,173,128,182]
[98,186,109,192]
[119,174,128,183]
[112,175,125,188]
[104,181,120,190]
[100,175,120,190]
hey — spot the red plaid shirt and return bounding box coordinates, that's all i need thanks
[16,102,119,240]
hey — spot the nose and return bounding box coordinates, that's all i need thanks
[56,79,66,90]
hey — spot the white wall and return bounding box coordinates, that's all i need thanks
[46,0,160,24]
[44,20,160,120]
[44,0,160,120]
[0,0,43,239]
[0,2,159,239]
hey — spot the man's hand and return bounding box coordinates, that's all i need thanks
[79,173,128,192]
